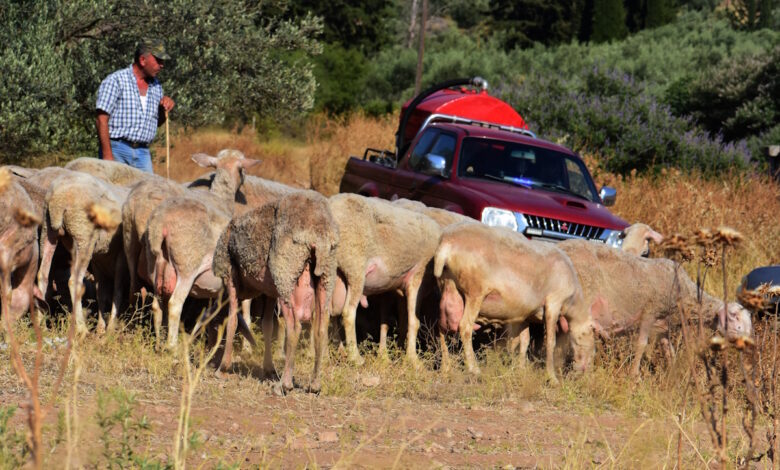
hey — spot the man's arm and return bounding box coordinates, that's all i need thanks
[157,96,175,127]
[96,111,113,161]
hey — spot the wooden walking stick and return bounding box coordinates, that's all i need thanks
[165,109,170,179]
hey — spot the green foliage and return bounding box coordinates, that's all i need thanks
[498,66,749,174]
[645,0,678,28]
[286,0,397,53]
[95,387,166,469]
[313,43,368,115]
[0,0,322,161]
[667,47,780,141]
[0,406,28,470]
[591,0,629,42]
[488,0,585,49]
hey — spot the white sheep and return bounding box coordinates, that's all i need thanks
[36,172,126,334]
[434,222,595,382]
[328,193,442,365]
[141,150,260,349]
[620,223,664,257]
[65,157,160,187]
[557,239,752,376]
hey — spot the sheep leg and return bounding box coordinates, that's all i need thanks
[165,272,198,350]
[241,299,253,352]
[377,299,391,360]
[310,280,330,393]
[403,271,424,365]
[544,299,563,384]
[507,323,531,367]
[340,276,366,365]
[460,296,483,375]
[257,297,277,378]
[125,232,141,306]
[151,295,163,350]
[108,254,127,332]
[280,302,302,392]
[218,274,240,371]
[631,313,656,378]
[68,253,90,337]
[438,328,451,372]
[36,222,58,301]
[95,274,111,335]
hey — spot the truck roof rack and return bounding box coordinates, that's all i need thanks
[419,113,537,140]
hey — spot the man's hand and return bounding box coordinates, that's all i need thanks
[160,96,175,112]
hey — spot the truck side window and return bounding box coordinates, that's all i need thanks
[426,133,456,170]
[408,130,439,170]
[565,159,589,196]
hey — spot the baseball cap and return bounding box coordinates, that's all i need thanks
[137,38,171,61]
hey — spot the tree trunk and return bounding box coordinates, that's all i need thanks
[414,0,428,96]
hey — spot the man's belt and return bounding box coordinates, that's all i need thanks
[112,138,149,149]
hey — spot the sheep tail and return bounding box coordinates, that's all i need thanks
[433,242,450,278]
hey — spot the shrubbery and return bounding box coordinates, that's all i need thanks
[498,67,750,174]
[0,0,322,162]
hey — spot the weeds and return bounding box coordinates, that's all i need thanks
[95,387,153,468]
[0,405,28,469]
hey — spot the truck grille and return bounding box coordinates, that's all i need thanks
[525,215,605,241]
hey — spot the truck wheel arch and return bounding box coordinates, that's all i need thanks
[356,182,379,198]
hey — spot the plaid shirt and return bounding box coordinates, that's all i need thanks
[96,65,164,144]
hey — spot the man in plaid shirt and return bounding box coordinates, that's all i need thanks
[96,39,175,173]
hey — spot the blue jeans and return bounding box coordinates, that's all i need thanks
[100,139,154,173]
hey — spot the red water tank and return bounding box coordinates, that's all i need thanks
[399,89,529,147]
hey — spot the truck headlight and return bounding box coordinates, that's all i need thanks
[481,207,518,231]
[602,229,623,249]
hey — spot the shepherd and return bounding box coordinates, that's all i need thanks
[95,38,175,173]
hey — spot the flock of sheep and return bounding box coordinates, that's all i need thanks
[0,150,754,393]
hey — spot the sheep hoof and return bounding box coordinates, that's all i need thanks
[348,353,365,366]
[272,382,286,397]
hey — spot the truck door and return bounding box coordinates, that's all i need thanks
[390,129,457,207]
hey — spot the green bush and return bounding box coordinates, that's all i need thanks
[0,0,322,161]
[666,46,779,141]
[498,67,750,174]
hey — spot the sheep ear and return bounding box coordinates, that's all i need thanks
[646,229,664,244]
[239,158,262,169]
[191,153,218,168]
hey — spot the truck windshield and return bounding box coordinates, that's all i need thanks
[457,138,600,202]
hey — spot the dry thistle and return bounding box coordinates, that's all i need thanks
[713,226,743,247]
[693,228,714,247]
[87,203,120,231]
[733,335,755,351]
[660,234,694,261]
[710,335,726,351]
[737,288,768,313]
[702,246,719,268]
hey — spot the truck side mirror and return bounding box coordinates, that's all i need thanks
[599,186,617,206]
[419,153,448,178]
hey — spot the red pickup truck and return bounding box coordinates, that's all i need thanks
[339,78,629,246]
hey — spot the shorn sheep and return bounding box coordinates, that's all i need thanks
[328,193,442,365]
[65,157,159,187]
[37,172,125,334]
[142,150,260,349]
[557,239,752,376]
[213,190,339,392]
[434,222,595,382]
[0,168,41,323]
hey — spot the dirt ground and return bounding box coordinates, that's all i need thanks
[1,326,746,469]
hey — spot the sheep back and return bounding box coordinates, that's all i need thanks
[269,191,339,299]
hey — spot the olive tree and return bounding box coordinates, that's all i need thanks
[0,0,322,161]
